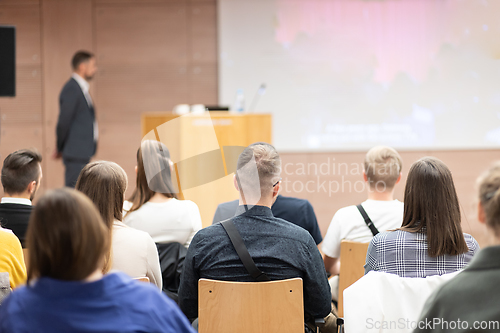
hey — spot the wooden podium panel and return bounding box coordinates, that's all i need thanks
[141,111,272,227]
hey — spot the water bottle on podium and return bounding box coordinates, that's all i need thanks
[233,89,245,113]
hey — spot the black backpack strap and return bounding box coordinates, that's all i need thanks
[356,204,379,236]
[220,220,270,282]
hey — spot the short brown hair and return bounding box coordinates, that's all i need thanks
[236,142,281,202]
[1,148,42,194]
[400,157,468,257]
[26,188,109,282]
[76,161,127,227]
[72,50,94,70]
[128,140,177,214]
[478,162,500,237]
[364,146,402,190]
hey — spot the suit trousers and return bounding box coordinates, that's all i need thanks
[63,157,90,188]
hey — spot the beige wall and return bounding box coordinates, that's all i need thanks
[0,0,217,199]
[280,150,500,247]
[1,0,498,247]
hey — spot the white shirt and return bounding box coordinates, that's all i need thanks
[111,221,162,289]
[343,271,459,333]
[322,199,404,258]
[71,73,98,142]
[1,197,31,206]
[123,198,202,248]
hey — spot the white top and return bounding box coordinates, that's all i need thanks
[111,221,162,289]
[71,73,98,142]
[1,197,31,206]
[123,198,202,248]
[322,199,404,258]
[343,271,459,333]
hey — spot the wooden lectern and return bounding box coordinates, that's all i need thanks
[141,111,272,227]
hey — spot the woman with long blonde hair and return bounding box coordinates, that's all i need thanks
[124,140,202,248]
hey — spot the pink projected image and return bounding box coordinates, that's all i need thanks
[219,0,500,150]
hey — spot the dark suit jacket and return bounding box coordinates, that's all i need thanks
[212,195,323,244]
[56,78,96,160]
[0,203,32,248]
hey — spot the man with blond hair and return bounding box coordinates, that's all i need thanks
[178,142,336,332]
[322,146,403,298]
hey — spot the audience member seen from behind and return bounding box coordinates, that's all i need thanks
[414,162,500,333]
[365,157,479,277]
[0,188,195,333]
[124,140,202,248]
[76,161,162,289]
[0,228,26,290]
[212,195,323,245]
[321,146,403,299]
[178,142,336,332]
[0,149,42,248]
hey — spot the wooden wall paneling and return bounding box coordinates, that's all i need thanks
[95,0,185,4]
[0,5,42,123]
[190,0,216,3]
[281,150,500,248]
[189,64,217,105]
[95,3,189,121]
[0,3,43,198]
[0,5,41,64]
[0,66,42,123]
[41,0,93,191]
[95,64,189,122]
[93,121,143,199]
[188,2,217,104]
[0,124,44,198]
[0,0,39,6]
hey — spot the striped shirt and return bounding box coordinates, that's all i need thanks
[364,229,479,277]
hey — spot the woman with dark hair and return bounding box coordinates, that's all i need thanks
[365,157,479,277]
[0,188,195,333]
[124,140,202,248]
[76,161,162,289]
[414,162,500,333]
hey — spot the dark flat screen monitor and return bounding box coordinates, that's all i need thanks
[0,26,15,97]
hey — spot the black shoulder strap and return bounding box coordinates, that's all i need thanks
[220,220,271,282]
[356,204,379,236]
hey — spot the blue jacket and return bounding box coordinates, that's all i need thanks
[0,272,195,333]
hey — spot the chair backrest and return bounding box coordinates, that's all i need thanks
[338,240,369,317]
[134,276,150,283]
[343,271,459,333]
[198,278,304,333]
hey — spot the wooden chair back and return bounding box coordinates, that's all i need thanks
[134,276,150,283]
[198,278,304,333]
[338,240,369,317]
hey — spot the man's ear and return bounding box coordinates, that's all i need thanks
[27,181,36,195]
[478,201,487,225]
[363,171,368,183]
[233,174,240,191]
[396,172,402,185]
[272,181,280,198]
[134,166,138,175]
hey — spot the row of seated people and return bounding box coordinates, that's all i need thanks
[0,142,494,332]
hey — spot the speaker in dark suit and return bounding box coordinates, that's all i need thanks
[55,51,98,187]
